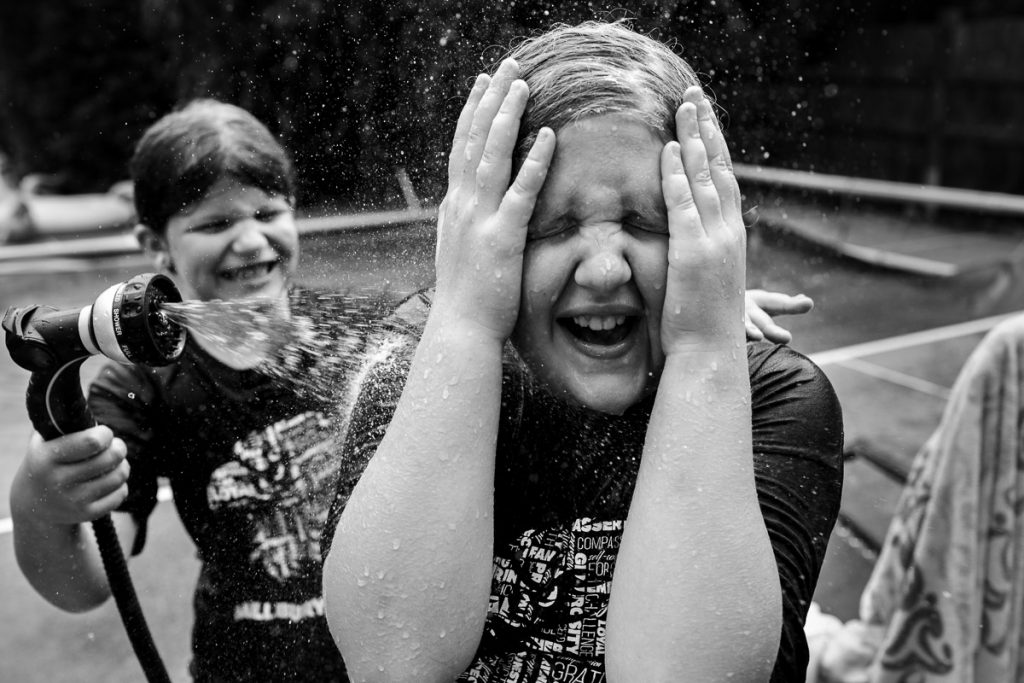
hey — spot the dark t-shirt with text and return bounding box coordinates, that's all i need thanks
[323,292,844,682]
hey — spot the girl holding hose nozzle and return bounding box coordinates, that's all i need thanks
[10,98,809,681]
[9,99,353,682]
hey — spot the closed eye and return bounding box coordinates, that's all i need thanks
[190,218,234,233]
[527,218,573,242]
[254,208,288,222]
[625,219,669,236]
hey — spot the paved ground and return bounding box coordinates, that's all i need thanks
[2,206,1024,680]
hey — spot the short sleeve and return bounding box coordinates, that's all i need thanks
[88,360,161,555]
[748,342,845,681]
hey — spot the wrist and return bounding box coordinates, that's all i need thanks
[423,307,512,352]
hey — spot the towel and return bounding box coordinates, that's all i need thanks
[816,313,1024,682]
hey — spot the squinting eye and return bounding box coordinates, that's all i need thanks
[626,221,669,236]
[192,219,233,233]
[527,222,571,241]
[255,208,287,222]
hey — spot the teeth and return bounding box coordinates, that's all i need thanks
[572,314,626,331]
[221,263,273,281]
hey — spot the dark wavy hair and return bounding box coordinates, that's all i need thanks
[502,20,702,168]
[130,99,295,233]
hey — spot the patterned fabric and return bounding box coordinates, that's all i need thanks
[90,287,353,682]
[844,314,1024,682]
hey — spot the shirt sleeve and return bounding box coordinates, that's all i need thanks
[747,342,845,682]
[88,360,162,555]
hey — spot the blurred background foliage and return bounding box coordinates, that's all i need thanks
[2,0,1023,210]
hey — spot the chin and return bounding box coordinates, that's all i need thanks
[562,379,650,415]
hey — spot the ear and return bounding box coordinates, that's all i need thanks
[134,224,175,273]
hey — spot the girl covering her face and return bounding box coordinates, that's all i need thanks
[322,21,843,683]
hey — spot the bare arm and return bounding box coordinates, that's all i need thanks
[606,90,781,681]
[10,426,137,611]
[323,60,556,682]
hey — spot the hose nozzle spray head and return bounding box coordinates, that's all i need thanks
[3,273,187,439]
[2,272,187,372]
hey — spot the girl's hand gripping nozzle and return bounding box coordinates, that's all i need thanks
[1,272,185,683]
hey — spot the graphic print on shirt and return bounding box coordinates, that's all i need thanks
[206,410,338,584]
[461,517,622,683]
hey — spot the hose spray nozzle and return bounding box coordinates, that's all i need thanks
[2,273,186,438]
[2,271,181,683]
[3,272,186,371]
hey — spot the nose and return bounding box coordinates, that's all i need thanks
[573,225,632,292]
[229,219,271,255]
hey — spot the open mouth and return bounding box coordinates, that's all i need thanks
[218,261,277,282]
[560,314,637,346]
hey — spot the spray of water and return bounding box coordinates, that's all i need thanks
[159,293,394,403]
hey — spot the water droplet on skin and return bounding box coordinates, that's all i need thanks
[356,577,368,587]
[442,386,450,399]
[435,352,444,364]
[439,630,447,639]
[710,360,718,371]
[377,610,385,619]
[392,538,401,550]
[494,270,503,279]
[423,368,432,379]
[674,306,681,315]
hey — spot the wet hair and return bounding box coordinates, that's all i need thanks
[502,21,702,166]
[130,99,295,234]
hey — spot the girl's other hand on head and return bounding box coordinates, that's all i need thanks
[659,87,746,354]
[433,59,556,343]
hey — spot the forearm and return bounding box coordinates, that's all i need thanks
[606,349,781,681]
[325,318,503,682]
[10,511,111,612]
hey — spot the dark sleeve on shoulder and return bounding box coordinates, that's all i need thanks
[88,360,162,555]
[319,336,414,563]
[747,341,844,682]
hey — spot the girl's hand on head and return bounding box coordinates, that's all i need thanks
[11,426,130,525]
[744,290,814,343]
[659,87,746,353]
[433,58,556,343]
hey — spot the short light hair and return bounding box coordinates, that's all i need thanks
[502,20,702,166]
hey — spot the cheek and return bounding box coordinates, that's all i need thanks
[519,246,570,314]
[173,237,220,273]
